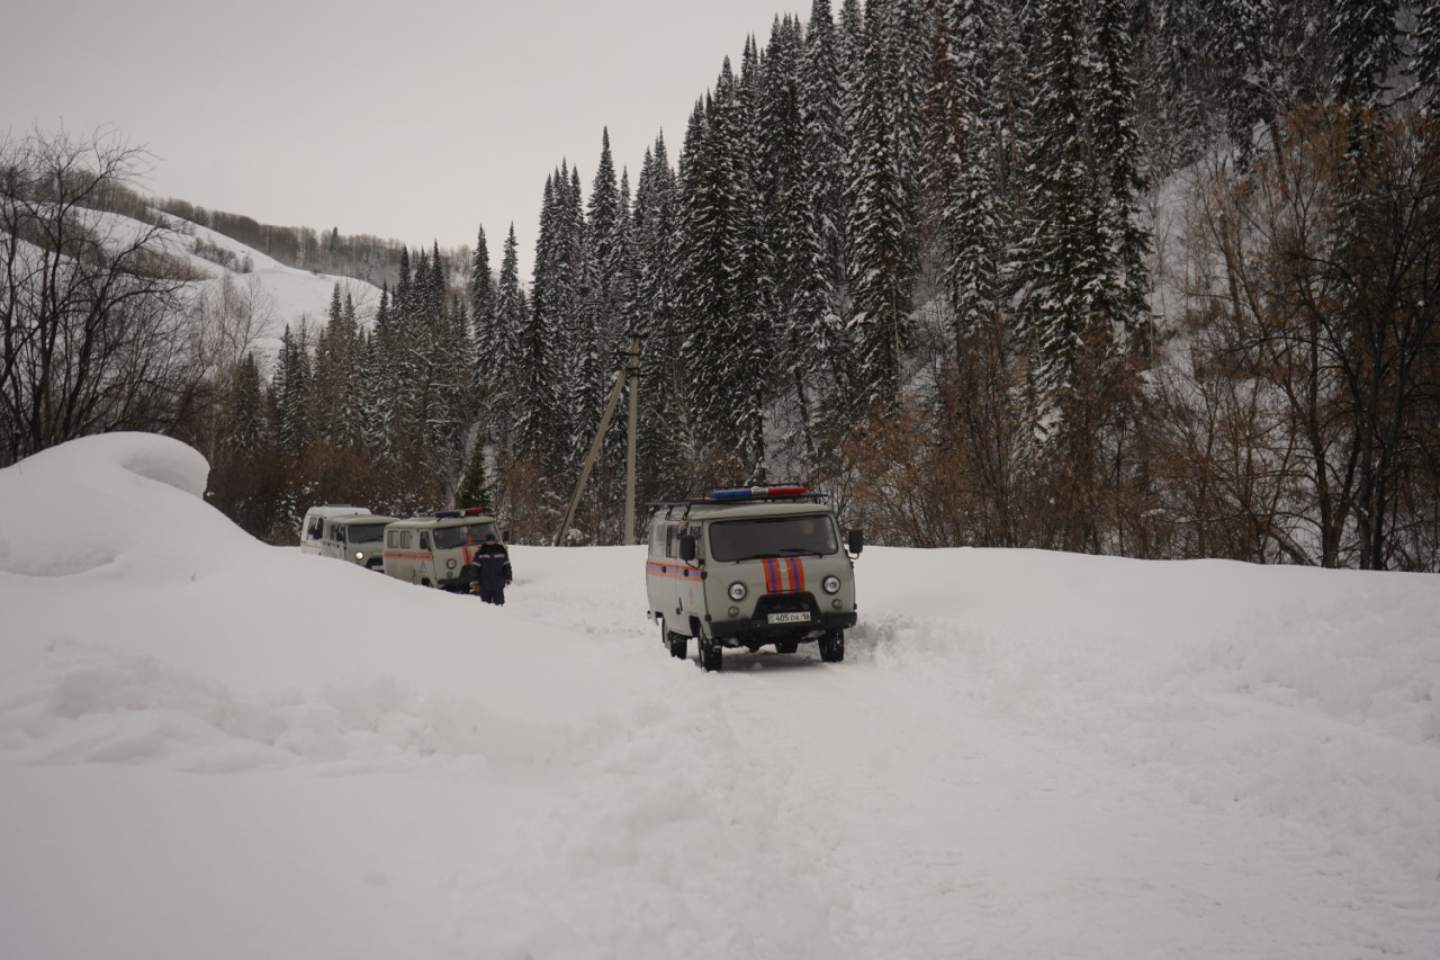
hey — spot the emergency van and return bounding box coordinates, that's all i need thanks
[645,485,862,672]
[320,514,399,570]
[381,508,500,590]
[299,505,371,556]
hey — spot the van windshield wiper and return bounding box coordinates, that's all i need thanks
[729,548,828,561]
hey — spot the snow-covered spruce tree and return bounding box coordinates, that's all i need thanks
[677,74,749,462]
[928,0,1004,351]
[889,0,930,279]
[768,12,825,457]
[272,323,312,532]
[1409,0,1440,113]
[509,222,558,473]
[737,34,776,475]
[802,0,850,297]
[1331,0,1401,108]
[1020,0,1106,407]
[337,291,365,449]
[1091,0,1151,341]
[357,328,391,462]
[838,0,866,207]
[846,0,922,412]
[633,134,688,504]
[488,222,526,454]
[470,224,495,376]
[570,130,620,481]
[455,436,489,511]
[364,286,396,462]
[274,324,311,460]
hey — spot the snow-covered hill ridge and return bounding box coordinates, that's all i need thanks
[2,435,1438,958]
[4,203,382,357]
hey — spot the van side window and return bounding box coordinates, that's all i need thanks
[419,531,431,551]
[664,525,675,558]
[307,517,323,540]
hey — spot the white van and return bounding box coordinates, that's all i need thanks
[299,505,371,556]
[381,509,500,590]
[318,514,399,570]
[646,485,862,671]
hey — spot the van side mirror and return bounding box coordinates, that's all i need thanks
[847,529,864,555]
[678,534,697,562]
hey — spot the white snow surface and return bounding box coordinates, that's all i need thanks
[2,435,1438,959]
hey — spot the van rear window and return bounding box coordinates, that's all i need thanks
[433,524,496,550]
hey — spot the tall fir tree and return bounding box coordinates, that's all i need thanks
[846,0,919,410]
[1021,0,1107,405]
[1331,0,1401,108]
[1091,0,1151,337]
[470,224,496,373]
[801,0,850,296]
[1409,0,1440,112]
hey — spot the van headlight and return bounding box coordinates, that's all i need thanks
[355,551,364,560]
[446,558,456,570]
[822,575,842,594]
[728,582,747,601]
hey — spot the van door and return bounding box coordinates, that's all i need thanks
[419,530,436,585]
[301,514,325,554]
[645,518,667,618]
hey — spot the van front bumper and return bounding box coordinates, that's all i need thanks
[709,611,856,642]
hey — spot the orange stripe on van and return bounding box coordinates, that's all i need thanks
[645,560,700,581]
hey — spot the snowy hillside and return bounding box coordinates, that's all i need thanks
[7,204,382,359]
[2,435,1438,959]
[167,210,384,337]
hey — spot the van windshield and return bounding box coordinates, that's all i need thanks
[709,516,838,562]
[343,523,388,544]
[433,524,497,550]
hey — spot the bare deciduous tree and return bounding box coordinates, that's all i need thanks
[0,128,197,466]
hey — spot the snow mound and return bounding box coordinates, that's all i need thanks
[0,433,225,578]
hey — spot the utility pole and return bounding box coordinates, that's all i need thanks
[622,336,640,545]
[554,337,642,547]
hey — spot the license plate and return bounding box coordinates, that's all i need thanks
[767,611,811,625]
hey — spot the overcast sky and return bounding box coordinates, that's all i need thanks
[0,0,797,274]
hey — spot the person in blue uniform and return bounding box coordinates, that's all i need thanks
[466,532,512,605]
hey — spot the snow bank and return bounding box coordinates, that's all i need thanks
[2,434,1438,959]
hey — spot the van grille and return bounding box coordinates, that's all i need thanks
[753,593,820,618]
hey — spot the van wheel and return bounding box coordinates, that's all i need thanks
[421,578,432,588]
[776,641,799,655]
[819,629,845,663]
[661,621,687,660]
[699,636,723,673]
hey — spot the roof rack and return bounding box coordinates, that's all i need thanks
[647,486,830,520]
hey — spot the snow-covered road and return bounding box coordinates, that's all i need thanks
[3,435,1438,958]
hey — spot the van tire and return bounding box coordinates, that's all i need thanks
[819,629,845,663]
[421,578,432,588]
[699,636,722,672]
[661,621,687,660]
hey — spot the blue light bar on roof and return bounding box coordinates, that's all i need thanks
[433,510,462,519]
[708,485,809,501]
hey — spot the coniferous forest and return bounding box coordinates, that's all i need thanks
[5,0,1440,570]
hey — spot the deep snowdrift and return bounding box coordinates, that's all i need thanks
[2,435,1437,959]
